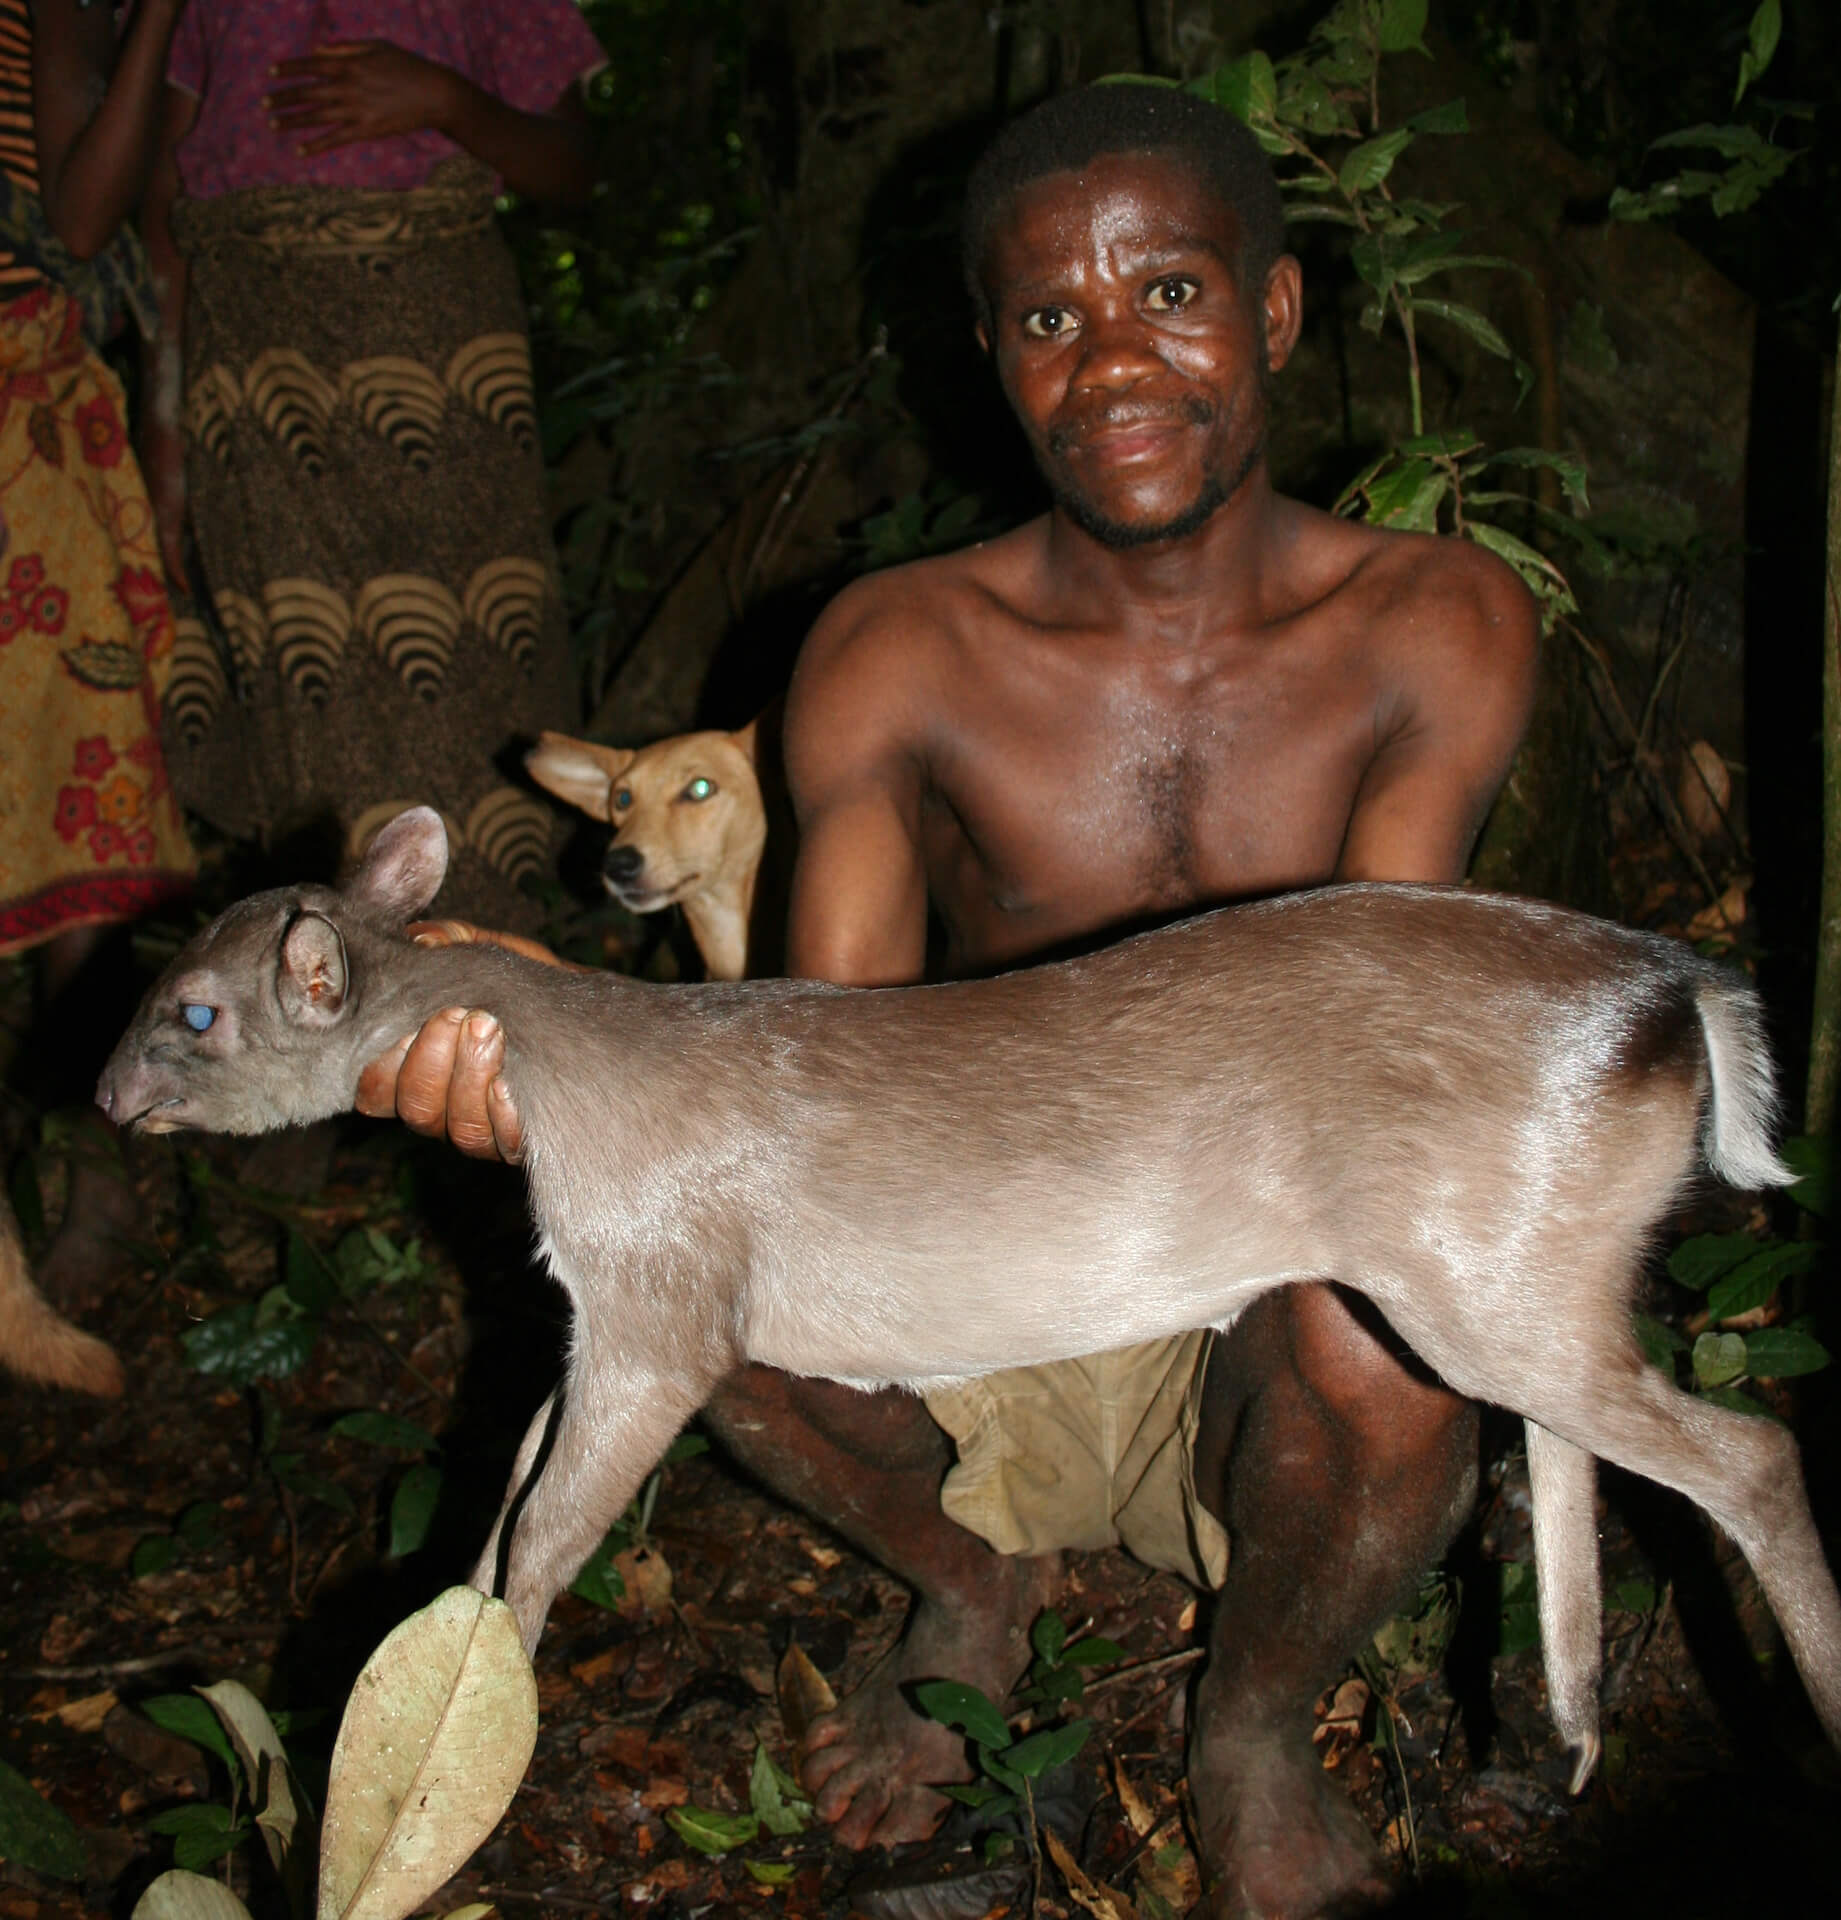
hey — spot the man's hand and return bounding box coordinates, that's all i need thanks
[352,921,571,1162]
[266,41,463,154]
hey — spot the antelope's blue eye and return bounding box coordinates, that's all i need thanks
[182,1004,216,1032]
[684,777,714,802]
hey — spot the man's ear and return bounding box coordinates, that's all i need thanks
[527,732,635,820]
[277,911,350,1026]
[349,806,448,921]
[1262,255,1304,376]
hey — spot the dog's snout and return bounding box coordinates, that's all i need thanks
[603,843,644,883]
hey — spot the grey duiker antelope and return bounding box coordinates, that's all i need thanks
[97,807,1841,1790]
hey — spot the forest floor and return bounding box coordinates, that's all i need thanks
[2,841,1839,1920]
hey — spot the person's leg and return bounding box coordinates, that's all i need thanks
[1189,1285,1479,1918]
[704,1365,1059,1848]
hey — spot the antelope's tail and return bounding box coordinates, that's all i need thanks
[1696,973,1795,1192]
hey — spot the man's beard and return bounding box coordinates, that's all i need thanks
[1041,391,1269,552]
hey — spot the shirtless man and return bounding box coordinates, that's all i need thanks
[362,86,1537,1917]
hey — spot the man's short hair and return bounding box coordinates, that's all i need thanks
[962,84,1287,326]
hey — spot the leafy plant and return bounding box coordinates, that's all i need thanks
[1171,0,1584,632]
[665,1739,814,1878]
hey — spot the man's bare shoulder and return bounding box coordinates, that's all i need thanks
[782,522,1047,799]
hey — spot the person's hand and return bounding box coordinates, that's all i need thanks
[352,921,566,1162]
[265,40,463,154]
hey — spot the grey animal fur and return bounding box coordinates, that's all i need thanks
[98,808,1840,1792]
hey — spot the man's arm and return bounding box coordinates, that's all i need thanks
[138,83,197,591]
[1336,543,1539,886]
[358,582,941,1153]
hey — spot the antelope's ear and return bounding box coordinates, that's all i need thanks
[351,806,449,921]
[278,911,350,1025]
[526,732,634,818]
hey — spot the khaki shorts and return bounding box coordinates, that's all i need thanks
[924,1331,1229,1590]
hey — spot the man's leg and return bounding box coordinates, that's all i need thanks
[704,1365,1059,1849]
[1189,1284,1478,1918]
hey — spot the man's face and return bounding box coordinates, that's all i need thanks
[978,151,1297,550]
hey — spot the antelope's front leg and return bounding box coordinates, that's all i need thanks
[472,1364,708,1655]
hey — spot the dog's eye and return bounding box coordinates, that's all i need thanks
[683,777,715,802]
[181,1004,216,1033]
[613,788,632,811]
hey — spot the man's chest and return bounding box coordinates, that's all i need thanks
[919,644,1385,955]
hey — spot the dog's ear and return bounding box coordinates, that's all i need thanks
[730,717,759,766]
[350,806,448,921]
[527,732,636,819]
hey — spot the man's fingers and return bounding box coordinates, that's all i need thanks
[354,1034,412,1118]
[394,1008,468,1137]
[487,1077,526,1166]
[446,1013,511,1160]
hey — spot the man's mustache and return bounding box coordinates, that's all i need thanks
[1046,395,1217,457]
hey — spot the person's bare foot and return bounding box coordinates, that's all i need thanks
[1192,1728,1393,1918]
[35,1126,143,1315]
[801,1551,1058,1849]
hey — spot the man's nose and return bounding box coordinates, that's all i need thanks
[1070,306,1164,389]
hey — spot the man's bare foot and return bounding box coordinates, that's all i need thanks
[801,1551,1058,1850]
[1192,1730,1393,1919]
[35,1129,143,1315]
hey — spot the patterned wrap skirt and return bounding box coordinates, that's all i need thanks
[162,160,576,929]
[0,284,194,957]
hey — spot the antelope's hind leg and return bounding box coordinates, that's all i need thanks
[1534,1355,1841,1753]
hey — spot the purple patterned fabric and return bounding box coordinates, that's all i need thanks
[169,0,605,198]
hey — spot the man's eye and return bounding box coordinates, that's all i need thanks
[1021,307,1071,339]
[181,1004,216,1033]
[613,788,632,811]
[1145,276,1199,311]
[682,777,715,802]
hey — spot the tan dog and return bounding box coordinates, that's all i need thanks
[526,710,789,981]
[0,1189,123,1397]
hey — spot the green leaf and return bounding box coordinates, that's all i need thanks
[1461,520,1574,597]
[912,1679,1012,1750]
[1609,1578,1656,1615]
[1735,0,1781,105]
[666,1806,760,1855]
[1339,130,1414,198]
[1062,1636,1127,1667]
[134,1534,178,1578]
[1692,1330,1748,1389]
[1001,1719,1093,1777]
[1406,97,1468,135]
[177,1501,222,1551]
[569,1523,631,1609]
[1706,1241,1821,1322]
[1743,1326,1831,1378]
[1396,428,1483,459]
[0,1755,87,1881]
[1634,1312,1688,1371]
[146,1803,248,1874]
[332,1410,440,1453]
[284,1233,338,1314]
[269,1453,355,1519]
[142,1695,241,1782]
[1668,1232,1763,1291]
[318,1588,538,1920]
[1483,447,1591,513]
[388,1464,443,1559]
[745,1861,799,1886]
[1377,0,1430,55]
[1780,1134,1832,1217]
[1408,296,1513,359]
[181,1302,318,1388]
[1031,1610,1068,1667]
[1199,51,1277,133]
[748,1745,812,1837]
[1360,459,1449,532]
[1498,1559,1541,1656]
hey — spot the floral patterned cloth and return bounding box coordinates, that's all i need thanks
[0,285,194,955]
